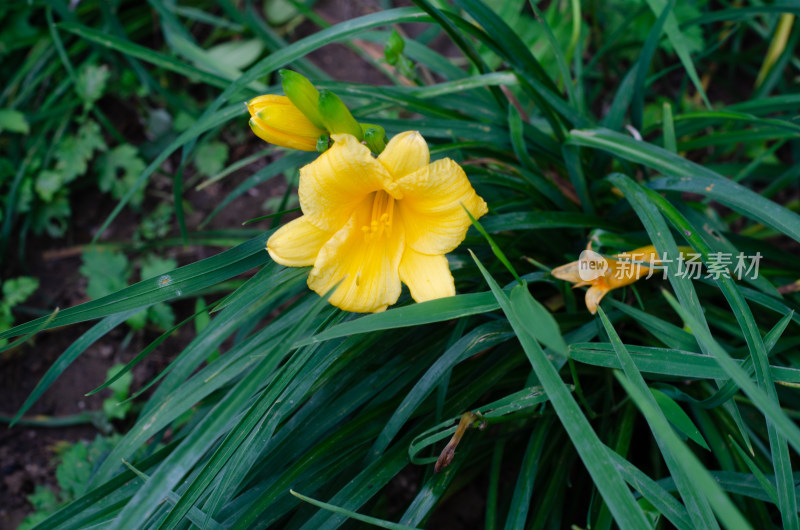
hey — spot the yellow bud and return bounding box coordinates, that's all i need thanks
[246,95,325,151]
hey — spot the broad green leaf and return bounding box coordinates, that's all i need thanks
[206,39,264,71]
[194,141,229,178]
[2,276,39,308]
[0,108,29,134]
[80,248,129,300]
[55,120,106,183]
[97,145,147,207]
[75,63,110,110]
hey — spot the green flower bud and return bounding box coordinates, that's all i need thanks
[318,90,362,140]
[362,124,387,154]
[316,133,331,153]
[279,69,325,130]
[384,29,404,66]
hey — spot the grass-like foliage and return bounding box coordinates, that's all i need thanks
[3,1,800,528]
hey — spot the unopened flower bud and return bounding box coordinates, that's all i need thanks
[247,95,325,151]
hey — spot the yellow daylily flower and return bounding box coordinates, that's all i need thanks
[267,131,488,313]
[551,245,661,314]
[247,95,325,151]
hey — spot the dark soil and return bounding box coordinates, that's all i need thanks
[0,140,286,528]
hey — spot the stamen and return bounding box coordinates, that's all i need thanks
[362,191,395,240]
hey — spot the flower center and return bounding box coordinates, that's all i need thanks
[361,190,395,241]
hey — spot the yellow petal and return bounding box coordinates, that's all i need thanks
[308,197,405,313]
[258,106,324,138]
[606,245,658,289]
[266,216,332,267]
[299,134,399,232]
[399,248,455,302]
[247,94,286,115]
[551,261,582,283]
[247,95,324,151]
[395,158,488,255]
[585,284,611,314]
[249,118,318,151]
[378,131,429,180]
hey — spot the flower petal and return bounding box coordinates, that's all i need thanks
[249,118,318,151]
[257,105,324,139]
[399,248,455,302]
[551,261,582,284]
[395,158,488,255]
[308,198,404,313]
[299,134,398,232]
[378,131,429,180]
[585,284,611,314]
[266,216,332,266]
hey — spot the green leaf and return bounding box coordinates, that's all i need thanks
[26,485,59,513]
[595,302,718,528]
[384,29,405,65]
[643,0,709,108]
[55,120,106,183]
[139,255,178,281]
[264,0,301,25]
[146,302,175,330]
[97,145,147,207]
[1,234,271,339]
[472,252,652,530]
[650,388,709,450]
[297,292,500,347]
[80,249,129,300]
[107,363,133,399]
[504,422,550,530]
[568,128,800,244]
[58,22,231,89]
[75,63,110,110]
[0,108,30,134]
[291,490,421,530]
[10,311,136,425]
[193,141,229,178]
[55,442,91,499]
[205,39,264,72]
[509,283,567,357]
[31,192,71,237]
[615,371,752,529]
[34,170,63,202]
[368,321,513,461]
[103,364,133,420]
[2,276,39,307]
[139,255,179,329]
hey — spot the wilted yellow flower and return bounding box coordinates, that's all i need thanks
[267,131,488,313]
[552,245,661,314]
[247,95,325,151]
